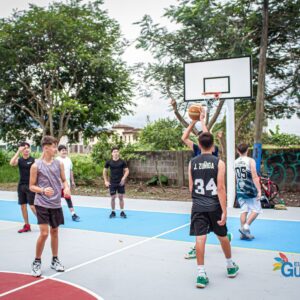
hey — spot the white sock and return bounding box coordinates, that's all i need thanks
[243,223,250,230]
[226,258,234,268]
[71,211,75,216]
[197,265,206,277]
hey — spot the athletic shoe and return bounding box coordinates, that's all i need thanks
[51,258,65,272]
[18,224,31,233]
[109,211,116,218]
[227,232,233,242]
[184,247,196,259]
[196,275,209,288]
[120,211,127,218]
[31,260,42,277]
[72,214,80,222]
[239,228,254,240]
[227,262,239,278]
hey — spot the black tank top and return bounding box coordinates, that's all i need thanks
[18,156,35,185]
[191,154,220,212]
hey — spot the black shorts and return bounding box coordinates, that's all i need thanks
[190,207,228,237]
[18,184,35,205]
[109,184,125,196]
[35,205,64,229]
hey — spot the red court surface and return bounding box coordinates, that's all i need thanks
[0,272,99,299]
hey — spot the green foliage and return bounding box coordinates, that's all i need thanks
[0,164,19,183]
[0,151,8,166]
[263,125,300,147]
[139,118,184,150]
[0,0,134,143]
[70,154,102,185]
[145,175,168,186]
[91,133,142,164]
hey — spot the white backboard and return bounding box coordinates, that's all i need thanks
[184,56,253,101]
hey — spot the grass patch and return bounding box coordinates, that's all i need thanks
[0,164,19,183]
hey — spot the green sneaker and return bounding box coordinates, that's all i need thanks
[227,262,239,278]
[227,232,233,242]
[184,246,196,259]
[196,275,209,288]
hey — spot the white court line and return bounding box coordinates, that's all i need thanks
[0,271,103,300]
[0,222,190,298]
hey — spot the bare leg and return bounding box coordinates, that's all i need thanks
[20,204,29,224]
[111,195,116,210]
[119,194,125,210]
[246,211,259,225]
[35,224,49,259]
[195,235,207,265]
[240,212,247,228]
[30,205,37,217]
[50,227,59,257]
[217,235,232,259]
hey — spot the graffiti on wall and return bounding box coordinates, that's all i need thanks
[263,151,300,191]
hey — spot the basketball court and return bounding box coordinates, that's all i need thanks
[0,191,299,299]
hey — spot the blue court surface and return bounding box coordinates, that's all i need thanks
[1,199,299,254]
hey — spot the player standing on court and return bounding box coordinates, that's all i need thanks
[189,132,239,288]
[10,142,37,233]
[30,136,70,277]
[56,145,80,222]
[103,147,129,219]
[235,143,262,240]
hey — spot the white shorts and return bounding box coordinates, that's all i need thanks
[238,197,262,214]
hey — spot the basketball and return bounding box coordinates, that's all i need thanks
[188,104,202,121]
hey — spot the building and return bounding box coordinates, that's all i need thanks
[111,124,141,145]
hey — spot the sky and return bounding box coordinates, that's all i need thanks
[0,0,299,135]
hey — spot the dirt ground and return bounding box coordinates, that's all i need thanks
[0,181,299,206]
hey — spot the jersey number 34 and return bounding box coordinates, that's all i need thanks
[194,178,217,196]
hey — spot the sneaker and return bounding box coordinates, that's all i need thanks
[31,260,42,277]
[184,247,196,259]
[72,214,80,222]
[51,258,65,272]
[196,275,209,288]
[120,211,127,218]
[227,232,233,242]
[109,211,116,218]
[18,224,31,233]
[227,262,239,278]
[239,228,254,240]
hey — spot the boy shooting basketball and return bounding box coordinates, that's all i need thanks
[189,132,238,288]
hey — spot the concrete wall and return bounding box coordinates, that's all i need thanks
[128,149,300,191]
[128,150,193,186]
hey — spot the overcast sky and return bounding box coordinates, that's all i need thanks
[1,0,299,135]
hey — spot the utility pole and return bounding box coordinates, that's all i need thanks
[253,0,269,174]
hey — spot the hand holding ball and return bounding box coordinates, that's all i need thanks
[188,104,202,121]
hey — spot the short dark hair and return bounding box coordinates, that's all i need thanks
[111,146,119,153]
[19,142,30,148]
[198,132,214,150]
[41,135,58,147]
[237,143,249,154]
[58,145,67,152]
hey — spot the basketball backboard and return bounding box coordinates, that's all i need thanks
[184,56,253,101]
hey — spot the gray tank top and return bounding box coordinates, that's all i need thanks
[34,159,62,208]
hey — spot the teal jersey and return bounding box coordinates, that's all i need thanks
[235,156,258,199]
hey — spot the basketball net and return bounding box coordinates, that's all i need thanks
[201,92,222,107]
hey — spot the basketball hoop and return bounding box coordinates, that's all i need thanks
[201,92,222,100]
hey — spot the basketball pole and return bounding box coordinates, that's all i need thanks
[226,100,235,208]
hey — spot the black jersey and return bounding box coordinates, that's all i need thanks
[104,159,128,184]
[191,154,220,212]
[18,156,35,185]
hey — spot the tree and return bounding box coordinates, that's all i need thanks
[139,118,184,150]
[0,0,134,144]
[135,0,299,134]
